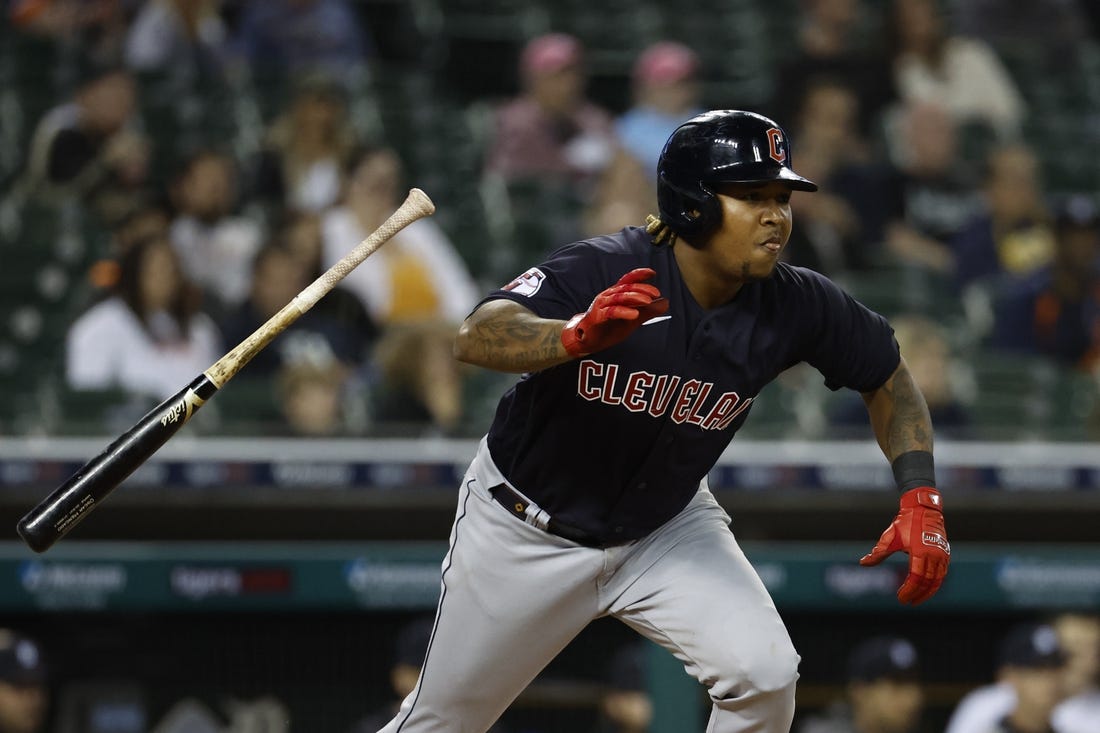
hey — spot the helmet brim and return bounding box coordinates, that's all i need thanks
[774,167,819,192]
[708,166,819,193]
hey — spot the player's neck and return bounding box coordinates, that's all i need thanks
[673,243,745,309]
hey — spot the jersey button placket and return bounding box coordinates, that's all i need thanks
[693,320,712,361]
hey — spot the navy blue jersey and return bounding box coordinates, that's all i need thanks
[482,226,899,543]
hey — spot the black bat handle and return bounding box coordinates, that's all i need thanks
[17,375,219,553]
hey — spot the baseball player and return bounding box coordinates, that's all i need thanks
[379,110,951,733]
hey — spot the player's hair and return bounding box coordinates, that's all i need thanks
[645,214,677,246]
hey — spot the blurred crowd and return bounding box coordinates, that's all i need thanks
[1,0,1099,439]
[4,611,1098,732]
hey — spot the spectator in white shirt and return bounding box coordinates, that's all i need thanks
[887,0,1026,140]
[66,234,221,401]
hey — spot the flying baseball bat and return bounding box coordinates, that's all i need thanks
[17,188,436,553]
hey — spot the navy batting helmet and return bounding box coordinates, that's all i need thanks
[656,110,817,243]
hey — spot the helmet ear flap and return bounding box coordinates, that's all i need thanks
[656,174,721,247]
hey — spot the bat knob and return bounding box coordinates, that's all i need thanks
[16,513,56,554]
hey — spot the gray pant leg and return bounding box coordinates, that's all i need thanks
[604,489,799,733]
[379,472,605,733]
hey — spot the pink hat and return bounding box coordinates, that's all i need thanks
[634,41,699,85]
[521,33,583,76]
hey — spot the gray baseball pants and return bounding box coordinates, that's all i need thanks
[378,437,799,733]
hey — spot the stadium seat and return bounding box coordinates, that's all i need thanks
[544,0,661,86]
[656,1,775,107]
[135,68,240,185]
[737,366,827,440]
[435,0,545,102]
[494,178,584,280]
[51,386,147,436]
[963,351,1095,440]
[211,377,286,436]
[839,266,967,326]
[1027,360,1097,441]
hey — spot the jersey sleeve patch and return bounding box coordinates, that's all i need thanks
[502,267,547,297]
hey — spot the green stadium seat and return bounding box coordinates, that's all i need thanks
[439,0,546,43]
[736,366,827,440]
[496,178,584,278]
[211,377,286,436]
[0,345,51,434]
[657,2,774,106]
[963,351,1094,441]
[459,369,517,433]
[136,68,240,184]
[1027,361,1097,441]
[839,266,966,325]
[52,386,144,436]
[545,0,661,76]
[5,31,72,133]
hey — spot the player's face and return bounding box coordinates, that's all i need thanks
[705,181,793,281]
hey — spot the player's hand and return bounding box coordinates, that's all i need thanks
[860,487,950,605]
[561,268,669,358]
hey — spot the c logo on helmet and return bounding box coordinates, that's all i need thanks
[766,128,785,164]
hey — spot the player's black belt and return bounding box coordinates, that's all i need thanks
[488,484,604,548]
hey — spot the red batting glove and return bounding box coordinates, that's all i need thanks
[860,487,950,605]
[561,268,669,357]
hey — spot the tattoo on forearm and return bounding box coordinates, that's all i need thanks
[467,314,567,371]
[881,367,933,458]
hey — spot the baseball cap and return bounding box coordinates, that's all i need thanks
[520,33,583,76]
[997,623,1066,669]
[633,42,699,85]
[846,637,920,683]
[0,630,47,686]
